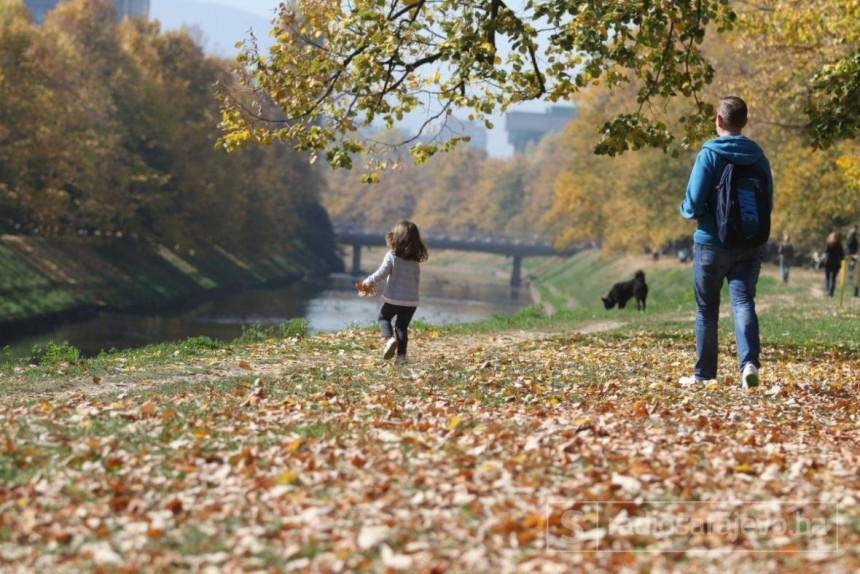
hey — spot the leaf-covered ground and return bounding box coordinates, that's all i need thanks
[1,321,858,572]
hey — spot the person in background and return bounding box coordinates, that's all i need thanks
[823,231,845,297]
[846,224,858,259]
[777,234,794,283]
[847,225,859,296]
[357,220,429,364]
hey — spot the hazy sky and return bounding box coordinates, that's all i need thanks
[201,0,279,18]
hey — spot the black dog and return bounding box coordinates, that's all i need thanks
[602,270,648,311]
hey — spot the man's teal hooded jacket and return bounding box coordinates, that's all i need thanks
[680,135,773,246]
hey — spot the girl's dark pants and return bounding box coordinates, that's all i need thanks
[378,303,417,356]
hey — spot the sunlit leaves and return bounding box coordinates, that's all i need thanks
[806,51,860,147]
[732,0,859,148]
[219,0,737,169]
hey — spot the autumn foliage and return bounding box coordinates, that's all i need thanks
[0,0,332,258]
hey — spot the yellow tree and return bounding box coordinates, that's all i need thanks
[0,1,83,234]
[323,129,431,229]
[731,0,859,147]
[412,146,486,230]
[504,132,570,235]
[727,0,860,249]
[543,118,617,249]
[545,80,696,254]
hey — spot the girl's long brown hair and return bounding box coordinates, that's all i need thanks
[386,220,428,262]
[827,231,842,246]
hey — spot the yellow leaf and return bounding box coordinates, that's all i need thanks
[277,471,300,485]
[447,416,462,431]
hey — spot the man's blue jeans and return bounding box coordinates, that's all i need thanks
[693,243,764,380]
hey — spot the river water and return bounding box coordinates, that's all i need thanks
[1,273,532,360]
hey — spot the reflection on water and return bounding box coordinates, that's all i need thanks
[1,274,531,359]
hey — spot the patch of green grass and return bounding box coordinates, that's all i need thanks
[527,252,859,356]
[173,524,229,556]
[36,341,81,365]
[761,308,860,356]
[232,319,308,346]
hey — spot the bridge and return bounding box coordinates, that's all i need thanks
[333,225,577,287]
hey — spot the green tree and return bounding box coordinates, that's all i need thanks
[219,0,738,168]
[730,0,859,148]
[220,0,858,173]
[726,0,859,251]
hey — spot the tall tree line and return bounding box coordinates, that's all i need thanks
[323,132,567,238]
[0,0,334,262]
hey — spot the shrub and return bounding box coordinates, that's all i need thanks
[233,319,309,345]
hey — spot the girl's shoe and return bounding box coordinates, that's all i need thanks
[394,355,408,365]
[383,337,398,360]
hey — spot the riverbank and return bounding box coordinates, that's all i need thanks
[0,251,857,572]
[0,235,341,343]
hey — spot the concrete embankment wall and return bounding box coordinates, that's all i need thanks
[0,235,338,337]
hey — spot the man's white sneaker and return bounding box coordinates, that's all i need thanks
[383,337,398,360]
[679,375,704,386]
[742,364,760,389]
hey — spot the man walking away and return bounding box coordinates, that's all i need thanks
[679,97,774,390]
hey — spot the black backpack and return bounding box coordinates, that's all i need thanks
[715,161,770,248]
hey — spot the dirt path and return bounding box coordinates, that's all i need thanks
[40,318,632,400]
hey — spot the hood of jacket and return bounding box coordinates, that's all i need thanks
[702,136,765,166]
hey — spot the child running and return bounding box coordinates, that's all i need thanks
[357,220,428,364]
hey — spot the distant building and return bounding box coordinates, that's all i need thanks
[506,106,576,153]
[24,0,150,23]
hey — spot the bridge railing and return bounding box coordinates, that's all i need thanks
[332,224,558,249]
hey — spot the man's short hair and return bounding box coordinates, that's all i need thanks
[718,97,748,131]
